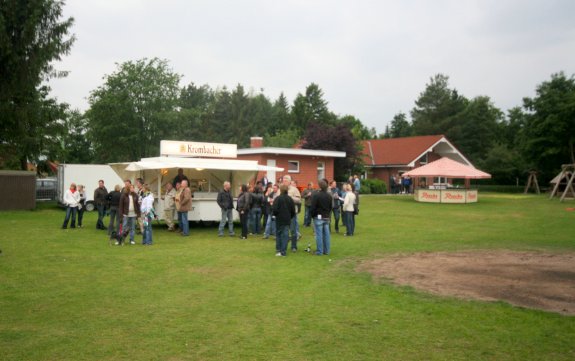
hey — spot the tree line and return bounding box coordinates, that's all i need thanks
[382,73,575,184]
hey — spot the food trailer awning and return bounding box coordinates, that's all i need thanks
[403,157,491,179]
[111,156,282,173]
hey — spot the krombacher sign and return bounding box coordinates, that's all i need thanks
[160,140,237,158]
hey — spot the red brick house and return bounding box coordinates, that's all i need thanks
[236,137,346,186]
[361,135,472,184]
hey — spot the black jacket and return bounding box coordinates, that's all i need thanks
[310,190,333,220]
[107,190,122,208]
[217,189,234,210]
[272,193,295,227]
[236,192,251,213]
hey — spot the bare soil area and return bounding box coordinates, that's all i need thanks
[357,250,575,315]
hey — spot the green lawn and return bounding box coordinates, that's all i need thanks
[1,194,574,360]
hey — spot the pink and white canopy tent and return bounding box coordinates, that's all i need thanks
[403,157,491,179]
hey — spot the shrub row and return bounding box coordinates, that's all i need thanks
[360,179,387,194]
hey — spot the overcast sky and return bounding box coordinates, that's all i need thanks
[49,0,575,135]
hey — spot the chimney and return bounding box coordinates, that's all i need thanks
[250,136,263,148]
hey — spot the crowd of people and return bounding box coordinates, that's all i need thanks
[60,168,362,256]
[216,173,361,257]
[61,178,160,246]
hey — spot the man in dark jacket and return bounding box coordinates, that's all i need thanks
[311,180,333,255]
[272,184,295,257]
[217,181,235,237]
[94,180,108,230]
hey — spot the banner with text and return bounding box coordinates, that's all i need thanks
[160,140,237,158]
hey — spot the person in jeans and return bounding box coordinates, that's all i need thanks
[94,180,108,230]
[179,180,192,237]
[140,184,155,246]
[342,183,356,236]
[282,175,301,252]
[236,184,251,239]
[311,180,333,255]
[62,183,81,229]
[329,180,342,233]
[217,181,235,237]
[302,182,314,227]
[107,184,122,235]
[263,183,279,239]
[272,184,295,257]
[119,185,140,245]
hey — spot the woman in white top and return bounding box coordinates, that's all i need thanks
[140,184,156,245]
[62,183,81,229]
[342,183,356,236]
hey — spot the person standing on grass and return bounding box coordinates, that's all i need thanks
[263,183,278,239]
[107,184,122,235]
[140,184,155,246]
[62,183,81,229]
[174,181,182,230]
[302,182,314,227]
[94,179,108,230]
[179,180,192,237]
[272,184,295,257]
[311,180,333,255]
[236,184,251,239]
[217,181,235,237]
[282,175,302,252]
[134,178,145,234]
[342,183,356,236]
[250,184,264,235]
[261,182,273,231]
[353,174,361,193]
[77,184,87,228]
[329,181,342,233]
[119,185,140,245]
[162,182,177,231]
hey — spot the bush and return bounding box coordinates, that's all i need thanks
[362,179,387,194]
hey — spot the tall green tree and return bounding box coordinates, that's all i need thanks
[388,112,412,138]
[457,96,503,162]
[292,83,334,131]
[86,58,181,162]
[411,74,468,139]
[338,115,376,140]
[176,83,215,142]
[522,72,575,180]
[268,92,290,136]
[0,0,75,169]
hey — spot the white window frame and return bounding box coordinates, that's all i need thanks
[288,160,300,173]
[317,161,325,181]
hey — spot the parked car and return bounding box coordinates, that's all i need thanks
[36,178,57,201]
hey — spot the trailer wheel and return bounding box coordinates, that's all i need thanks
[85,201,95,212]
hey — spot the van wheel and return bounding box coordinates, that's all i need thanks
[85,202,95,212]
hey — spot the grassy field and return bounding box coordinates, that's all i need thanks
[1,194,574,360]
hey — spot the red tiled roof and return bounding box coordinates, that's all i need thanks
[361,135,445,166]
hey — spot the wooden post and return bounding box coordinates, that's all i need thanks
[524,171,540,194]
[560,166,575,202]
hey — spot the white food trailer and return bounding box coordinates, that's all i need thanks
[57,164,124,211]
[109,140,283,223]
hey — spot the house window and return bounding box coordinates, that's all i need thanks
[317,161,325,180]
[288,160,300,173]
[419,153,428,164]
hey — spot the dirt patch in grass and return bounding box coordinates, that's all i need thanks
[358,250,575,315]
